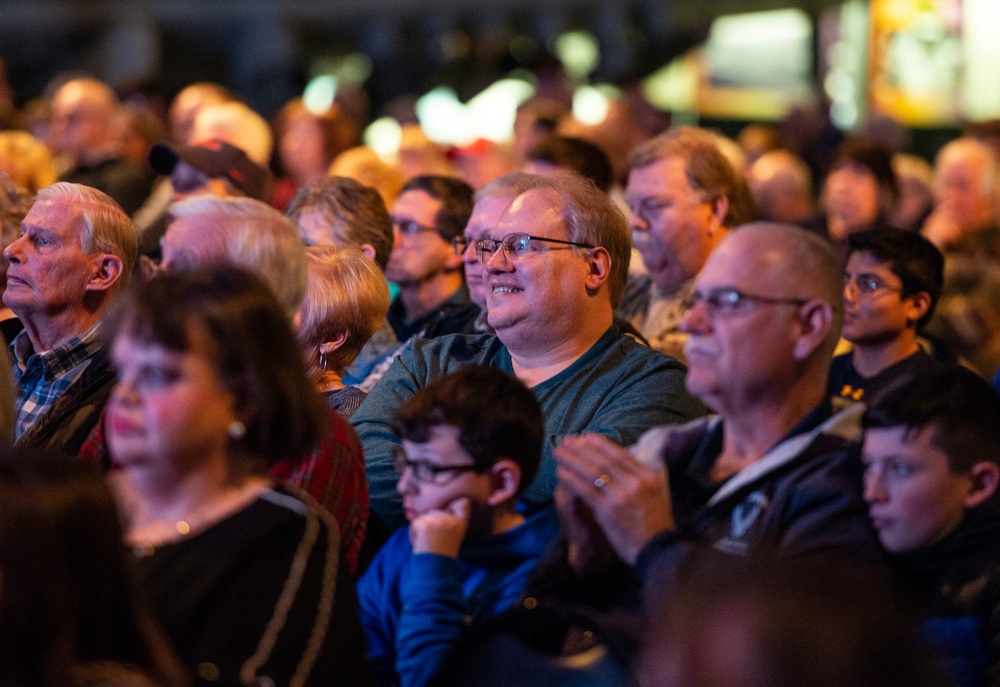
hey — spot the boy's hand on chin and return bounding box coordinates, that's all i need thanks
[410,497,472,557]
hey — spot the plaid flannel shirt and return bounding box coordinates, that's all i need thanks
[11,322,103,441]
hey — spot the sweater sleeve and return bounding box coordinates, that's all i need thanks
[351,343,427,530]
[395,553,467,687]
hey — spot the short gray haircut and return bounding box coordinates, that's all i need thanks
[168,196,307,317]
[490,172,631,308]
[36,182,137,291]
[935,137,999,202]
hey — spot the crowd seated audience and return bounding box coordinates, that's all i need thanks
[4,67,1000,686]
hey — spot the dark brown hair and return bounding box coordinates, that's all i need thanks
[108,265,329,467]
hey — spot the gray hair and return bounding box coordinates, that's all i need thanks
[489,172,631,308]
[36,182,137,291]
[168,196,307,317]
[298,246,391,373]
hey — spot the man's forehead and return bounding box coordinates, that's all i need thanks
[24,199,81,234]
[494,188,564,235]
[696,235,781,288]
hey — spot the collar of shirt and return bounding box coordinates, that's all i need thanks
[11,321,104,383]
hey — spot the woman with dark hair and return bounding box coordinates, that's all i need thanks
[0,457,186,687]
[104,266,367,687]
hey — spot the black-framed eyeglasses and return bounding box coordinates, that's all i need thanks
[683,287,810,317]
[475,232,594,265]
[843,273,903,299]
[393,447,482,485]
[393,218,438,237]
[451,236,471,255]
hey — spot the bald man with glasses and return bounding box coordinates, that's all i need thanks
[551,223,884,603]
[352,172,704,531]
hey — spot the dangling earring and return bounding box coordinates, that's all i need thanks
[319,348,329,372]
[227,420,246,440]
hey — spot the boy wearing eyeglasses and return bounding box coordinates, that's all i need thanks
[828,227,944,404]
[356,365,558,687]
[862,367,1000,687]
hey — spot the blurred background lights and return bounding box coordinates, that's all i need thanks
[303,75,337,114]
[415,87,470,144]
[363,116,402,160]
[554,30,600,79]
[466,78,536,142]
[573,84,618,126]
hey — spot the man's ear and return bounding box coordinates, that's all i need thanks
[904,291,932,326]
[584,246,612,295]
[792,300,835,361]
[86,254,124,293]
[709,195,730,229]
[359,243,378,262]
[965,461,1000,509]
[486,459,522,507]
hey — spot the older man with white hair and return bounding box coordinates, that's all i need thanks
[5,182,136,452]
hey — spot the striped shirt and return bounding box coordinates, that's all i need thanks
[11,322,104,441]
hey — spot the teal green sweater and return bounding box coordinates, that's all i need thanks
[351,327,706,529]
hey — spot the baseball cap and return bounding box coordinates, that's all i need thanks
[149,139,271,201]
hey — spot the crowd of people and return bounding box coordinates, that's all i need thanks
[0,70,999,687]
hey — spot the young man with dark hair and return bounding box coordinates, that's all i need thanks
[829,226,944,403]
[356,365,559,687]
[862,366,1000,686]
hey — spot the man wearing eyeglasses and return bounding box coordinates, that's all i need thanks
[353,172,705,531]
[618,127,754,363]
[828,227,944,403]
[552,223,884,603]
[385,175,479,343]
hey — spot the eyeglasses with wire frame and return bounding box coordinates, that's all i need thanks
[843,273,904,299]
[475,232,595,265]
[682,287,810,317]
[393,446,483,484]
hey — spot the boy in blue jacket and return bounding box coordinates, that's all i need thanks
[862,366,1000,686]
[356,364,559,687]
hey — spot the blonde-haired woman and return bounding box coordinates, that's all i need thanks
[298,246,391,419]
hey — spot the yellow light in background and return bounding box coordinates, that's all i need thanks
[642,55,696,112]
[467,78,536,142]
[963,0,1000,118]
[303,75,337,114]
[573,84,619,126]
[554,30,600,80]
[415,87,470,145]
[363,117,403,160]
[338,52,373,86]
[709,8,811,47]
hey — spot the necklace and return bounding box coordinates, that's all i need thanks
[128,478,270,555]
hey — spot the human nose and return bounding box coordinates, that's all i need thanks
[863,467,887,504]
[679,298,711,334]
[3,234,28,263]
[462,240,478,264]
[396,464,417,495]
[843,279,860,303]
[483,243,512,272]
